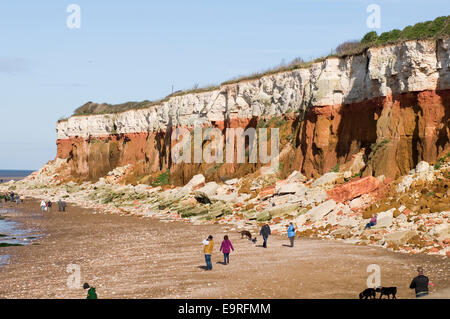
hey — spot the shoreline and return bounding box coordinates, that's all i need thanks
[0,198,448,299]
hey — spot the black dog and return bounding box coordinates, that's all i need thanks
[251,237,257,244]
[239,230,252,240]
[376,287,397,299]
[359,288,376,299]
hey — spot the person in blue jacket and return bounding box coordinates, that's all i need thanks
[287,222,296,247]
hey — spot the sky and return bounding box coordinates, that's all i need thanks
[0,0,448,170]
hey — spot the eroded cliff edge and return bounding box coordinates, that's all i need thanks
[56,39,450,185]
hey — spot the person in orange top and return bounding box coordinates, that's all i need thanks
[202,235,214,270]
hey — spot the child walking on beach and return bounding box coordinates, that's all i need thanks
[219,235,234,265]
[202,235,214,270]
[40,200,46,214]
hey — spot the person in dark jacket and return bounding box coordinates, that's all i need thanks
[410,267,431,298]
[260,224,271,248]
[83,283,98,299]
[46,200,53,213]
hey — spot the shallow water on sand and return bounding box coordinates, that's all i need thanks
[0,208,43,265]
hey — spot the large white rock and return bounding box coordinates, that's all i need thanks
[295,213,308,226]
[277,183,306,195]
[373,209,395,229]
[307,199,337,222]
[302,188,328,206]
[185,174,205,189]
[287,171,307,183]
[265,203,302,218]
[432,224,450,241]
[179,174,206,196]
[384,230,417,245]
[193,182,219,198]
[349,194,371,210]
[269,195,291,206]
[209,193,239,203]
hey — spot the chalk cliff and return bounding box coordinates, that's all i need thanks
[56,38,450,185]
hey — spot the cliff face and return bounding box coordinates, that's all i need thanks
[56,39,450,184]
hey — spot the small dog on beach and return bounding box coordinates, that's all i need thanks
[239,230,253,240]
[251,237,257,244]
[376,287,397,299]
[359,288,376,299]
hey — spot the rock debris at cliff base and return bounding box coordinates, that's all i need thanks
[1,154,449,258]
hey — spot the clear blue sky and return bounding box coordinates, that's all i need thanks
[0,0,448,170]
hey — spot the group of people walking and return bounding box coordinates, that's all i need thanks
[260,222,296,248]
[1,192,24,204]
[202,235,235,270]
[202,222,297,270]
[40,199,67,213]
[202,222,432,299]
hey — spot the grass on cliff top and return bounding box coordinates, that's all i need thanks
[59,15,450,120]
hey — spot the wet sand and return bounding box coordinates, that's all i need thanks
[0,200,448,299]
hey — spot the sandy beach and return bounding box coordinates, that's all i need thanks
[0,199,448,299]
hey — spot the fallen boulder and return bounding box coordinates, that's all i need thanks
[179,174,206,196]
[259,185,276,199]
[277,182,306,195]
[384,230,417,245]
[433,224,450,241]
[265,203,301,218]
[327,176,381,203]
[209,193,239,203]
[256,210,271,222]
[330,227,352,239]
[307,199,337,222]
[186,174,206,189]
[372,209,394,229]
[302,188,327,206]
[193,182,219,198]
[287,171,307,183]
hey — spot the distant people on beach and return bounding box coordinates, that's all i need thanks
[219,235,234,265]
[287,222,296,247]
[40,200,46,213]
[57,199,67,212]
[83,283,98,299]
[365,214,377,229]
[202,235,214,270]
[410,267,434,298]
[260,224,271,248]
[46,200,52,213]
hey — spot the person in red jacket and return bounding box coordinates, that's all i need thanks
[219,235,234,264]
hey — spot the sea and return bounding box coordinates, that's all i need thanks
[0,169,39,266]
[0,169,34,183]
